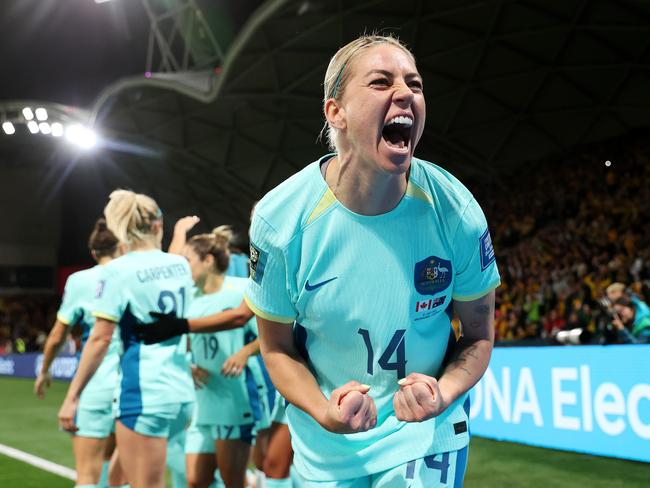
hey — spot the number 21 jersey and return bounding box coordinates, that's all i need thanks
[93,249,195,417]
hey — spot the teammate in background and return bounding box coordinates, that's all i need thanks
[35,218,127,488]
[180,227,269,488]
[140,216,293,488]
[245,34,500,487]
[58,190,196,488]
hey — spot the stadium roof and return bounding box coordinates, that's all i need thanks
[95,0,650,223]
[2,0,650,262]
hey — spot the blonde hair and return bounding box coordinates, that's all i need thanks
[188,225,233,274]
[104,189,161,245]
[322,34,416,151]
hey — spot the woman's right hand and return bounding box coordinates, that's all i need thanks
[191,365,210,389]
[174,216,200,235]
[34,371,51,399]
[58,396,79,433]
[319,381,377,434]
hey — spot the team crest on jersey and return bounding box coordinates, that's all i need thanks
[249,242,267,284]
[414,256,452,295]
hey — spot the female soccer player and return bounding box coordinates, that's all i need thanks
[180,226,269,488]
[35,218,127,488]
[245,35,501,487]
[58,190,195,488]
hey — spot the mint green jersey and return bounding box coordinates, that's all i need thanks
[92,249,195,417]
[245,155,501,480]
[188,280,262,426]
[57,265,122,409]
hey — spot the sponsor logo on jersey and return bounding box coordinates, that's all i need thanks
[480,228,496,271]
[249,242,268,284]
[414,256,452,295]
[305,277,338,291]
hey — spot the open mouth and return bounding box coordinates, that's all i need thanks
[382,115,413,151]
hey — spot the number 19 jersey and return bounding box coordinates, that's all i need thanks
[92,249,195,418]
[188,285,261,426]
[245,155,501,481]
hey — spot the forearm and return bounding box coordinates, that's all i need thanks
[241,338,260,357]
[438,336,493,405]
[441,291,496,406]
[188,308,252,333]
[40,324,69,374]
[64,336,110,400]
[261,344,328,422]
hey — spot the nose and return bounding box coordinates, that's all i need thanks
[393,79,414,107]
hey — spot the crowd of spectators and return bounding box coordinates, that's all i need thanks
[0,295,61,355]
[1,133,649,355]
[473,133,650,344]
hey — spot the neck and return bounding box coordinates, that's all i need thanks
[96,256,113,266]
[202,273,224,294]
[326,153,408,215]
[128,238,158,252]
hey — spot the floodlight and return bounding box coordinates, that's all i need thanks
[51,122,64,137]
[22,107,34,121]
[39,122,52,135]
[66,124,97,149]
[35,108,48,121]
[2,122,15,135]
[27,121,39,134]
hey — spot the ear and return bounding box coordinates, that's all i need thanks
[324,99,346,130]
[203,253,215,267]
[90,250,98,262]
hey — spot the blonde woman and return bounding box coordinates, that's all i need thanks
[246,35,500,487]
[58,190,195,488]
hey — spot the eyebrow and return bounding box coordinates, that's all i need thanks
[364,69,422,79]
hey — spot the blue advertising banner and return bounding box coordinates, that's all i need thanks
[0,353,77,380]
[469,345,650,463]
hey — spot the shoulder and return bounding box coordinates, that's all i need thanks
[252,157,331,247]
[409,157,475,212]
[64,267,98,290]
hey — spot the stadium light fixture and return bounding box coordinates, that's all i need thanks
[22,107,34,121]
[35,108,48,121]
[39,122,52,135]
[65,124,97,149]
[2,122,15,135]
[51,122,64,137]
[27,121,39,134]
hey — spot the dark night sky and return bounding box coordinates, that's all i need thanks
[0,0,263,107]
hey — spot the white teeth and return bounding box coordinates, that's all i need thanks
[386,116,413,127]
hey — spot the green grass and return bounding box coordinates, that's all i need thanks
[0,454,72,488]
[0,377,647,487]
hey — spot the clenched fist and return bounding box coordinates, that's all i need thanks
[393,373,447,422]
[319,381,377,434]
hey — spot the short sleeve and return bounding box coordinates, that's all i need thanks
[92,266,124,323]
[452,198,501,301]
[244,215,296,324]
[57,275,83,326]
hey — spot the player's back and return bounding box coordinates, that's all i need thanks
[93,249,195,416]
[58,265,122,407]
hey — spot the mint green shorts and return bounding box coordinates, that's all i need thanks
[297,445,469,488]
[75,405,115,438]
[118,402,193,439]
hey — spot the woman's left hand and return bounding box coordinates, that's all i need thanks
[221,350,249,377]
[393,373,447,422]
[58,397,79,433]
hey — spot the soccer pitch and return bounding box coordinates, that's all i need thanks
[0,377,646,487]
